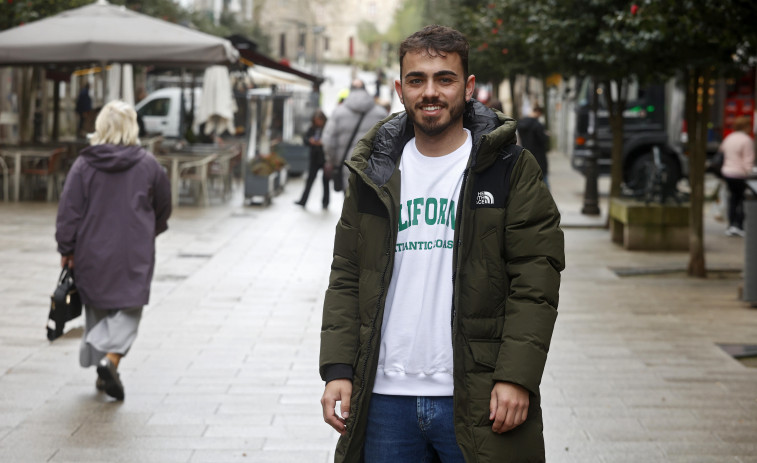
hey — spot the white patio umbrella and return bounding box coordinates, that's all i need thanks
[194,65,237,136]
[0,0,239,66]
[106,63,134,106]
[0,0,239,140]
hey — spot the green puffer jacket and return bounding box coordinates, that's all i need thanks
[320,100,565,463]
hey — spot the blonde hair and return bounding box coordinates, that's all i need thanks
[90,100,140,146]
[733,116,752,133]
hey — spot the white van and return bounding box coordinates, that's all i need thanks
[135,87,202,138]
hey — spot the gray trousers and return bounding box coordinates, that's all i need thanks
[80,306,143,368]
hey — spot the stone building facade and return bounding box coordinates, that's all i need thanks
[192,0,402,73]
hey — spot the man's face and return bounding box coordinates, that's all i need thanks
[395,50,475,138]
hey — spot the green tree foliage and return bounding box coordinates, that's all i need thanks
[454,0,756,277]
[357,20,381,46]
[189,9,269,52]
[357,20,382,61]
[112,0,186,23]
[0,0,91,31]
[457,1,655,193]
[0,0,268,50]
[385,0,428,46]
[423,0,457,28]
[628,0,757,277]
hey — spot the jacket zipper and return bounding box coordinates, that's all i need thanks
[450,167,469,335]
[451,137,483,335]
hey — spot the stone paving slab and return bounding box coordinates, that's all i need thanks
[1,152,756,462]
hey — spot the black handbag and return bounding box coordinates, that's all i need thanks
[47,265,82,341]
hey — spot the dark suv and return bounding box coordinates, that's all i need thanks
[570,78,685,193]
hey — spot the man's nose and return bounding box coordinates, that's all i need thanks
[422,81,439,99]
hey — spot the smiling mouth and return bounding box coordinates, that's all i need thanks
[420,104,444,112]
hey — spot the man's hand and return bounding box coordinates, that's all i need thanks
[321,379,352,435]
[489,381,529,433]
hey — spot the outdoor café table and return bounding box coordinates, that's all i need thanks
[0,146,62,202]
[156,152,204,207]
[156,145,233,207]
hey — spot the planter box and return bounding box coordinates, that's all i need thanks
[244,172,277,206]
[609,198,689,250]
[276,143,309,176]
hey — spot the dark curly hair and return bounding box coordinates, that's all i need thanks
[399,25,470,79]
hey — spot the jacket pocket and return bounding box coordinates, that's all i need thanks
[469,339,501,370]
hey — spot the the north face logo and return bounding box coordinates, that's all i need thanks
[476,191,494,205]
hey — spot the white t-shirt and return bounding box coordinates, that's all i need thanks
[373,129,472,396]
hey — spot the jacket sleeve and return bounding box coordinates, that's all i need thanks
[55,160,85,256]
[743,136,755,174]
[495,150,565,396]
[152,157,172,236]
[319,171,362,382]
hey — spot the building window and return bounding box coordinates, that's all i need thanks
[279,33,287,58]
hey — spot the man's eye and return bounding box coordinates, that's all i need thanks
[409,79,422,85]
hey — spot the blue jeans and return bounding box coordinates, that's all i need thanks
[364,394,465,463]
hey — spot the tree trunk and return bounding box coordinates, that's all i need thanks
[686,68,709,278]
[542,75,550,132]
[603,79,625,199]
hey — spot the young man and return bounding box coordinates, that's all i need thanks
[319,25,564,462]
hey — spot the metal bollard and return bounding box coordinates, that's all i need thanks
[744,194,757,306]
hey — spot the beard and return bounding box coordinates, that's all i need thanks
[405,91,467,137]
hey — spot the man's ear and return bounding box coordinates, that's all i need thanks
[465,75,476,102]
[394,79,403,104]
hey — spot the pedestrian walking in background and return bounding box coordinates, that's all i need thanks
[319,25,564,462]
[720,115,755,237]
[322,79,387,192]
[517,105,550,188]
[75,82,92,137]
[56,100,172,401]
[295,109,330,209]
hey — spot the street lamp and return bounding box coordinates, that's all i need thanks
[581,78,601,216]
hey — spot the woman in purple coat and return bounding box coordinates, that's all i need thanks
[56,100,171,401]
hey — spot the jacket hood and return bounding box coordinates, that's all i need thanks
[79,144,147,173]
[344,88,379,114]
[350,99,517,186]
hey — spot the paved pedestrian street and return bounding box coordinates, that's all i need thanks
[1,152,756,462]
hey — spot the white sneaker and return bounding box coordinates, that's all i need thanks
[725,226,745,237]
